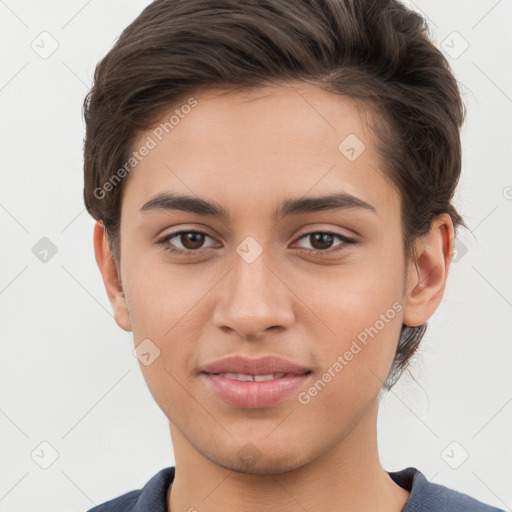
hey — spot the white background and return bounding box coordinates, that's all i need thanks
[1,0,511,510]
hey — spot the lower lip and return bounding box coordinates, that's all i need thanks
[202,373,311,409]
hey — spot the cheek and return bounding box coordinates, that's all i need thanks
[123,269,206,417]
[296,288,404,423]
[293,252,404,338]
[296,253,405,388]
[122,262,214,393]
[122,256,211,338]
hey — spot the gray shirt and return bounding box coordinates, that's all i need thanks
[87,466,506,511]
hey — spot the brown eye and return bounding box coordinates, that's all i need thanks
[309,232,335,250]
[179,232,206,250]
[157,230,216,255]
[294,231,356,255]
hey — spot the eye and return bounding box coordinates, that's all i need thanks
[155,229,356,258]
[293,231,356,255]
[156,230,217,256]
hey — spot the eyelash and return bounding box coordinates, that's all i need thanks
[155,229,357,257]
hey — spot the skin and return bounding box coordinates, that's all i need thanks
[94,81,454,512]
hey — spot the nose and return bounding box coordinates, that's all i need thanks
[212,245,295,340]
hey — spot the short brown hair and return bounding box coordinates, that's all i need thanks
[83,0,466,389]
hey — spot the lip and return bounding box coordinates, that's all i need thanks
[201,355,311,376]
[200,355,312,409]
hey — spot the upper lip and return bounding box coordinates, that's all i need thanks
[201,355,311,376]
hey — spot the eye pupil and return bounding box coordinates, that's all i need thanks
[310,233,334,250]
[181,232,205,250]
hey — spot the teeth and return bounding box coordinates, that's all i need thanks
[254,373,287,382]
[220,372,287,382]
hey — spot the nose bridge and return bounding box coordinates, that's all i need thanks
[232,244,273,305]
[213,237,294,337]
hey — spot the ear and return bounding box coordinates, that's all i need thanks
[403,213,454,327]
[93,221,132,332]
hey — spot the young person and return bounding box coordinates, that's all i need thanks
[82,0,505,510]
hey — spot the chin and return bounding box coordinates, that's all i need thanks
[207,444,313,475]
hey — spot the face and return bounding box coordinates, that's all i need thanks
[98,82,442,474]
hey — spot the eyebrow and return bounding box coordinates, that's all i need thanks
[140,191,376,222]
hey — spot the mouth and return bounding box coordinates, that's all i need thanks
[209,371,304,382]
[199,355,313,408]
[200,354,312,376]
[201,366,313,409]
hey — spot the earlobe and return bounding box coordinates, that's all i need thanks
[402,214,454,327]
[93,221,132,332]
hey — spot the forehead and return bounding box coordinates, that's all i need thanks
[159,82,376,152]
[123,82,399,221]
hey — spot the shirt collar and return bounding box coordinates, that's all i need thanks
[130,465,432,512]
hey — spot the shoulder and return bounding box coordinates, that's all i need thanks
[86,467,175,512]
[86,490,140,512]
[389,467,506,512]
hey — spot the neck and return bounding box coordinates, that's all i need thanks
[167,399,409,512]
